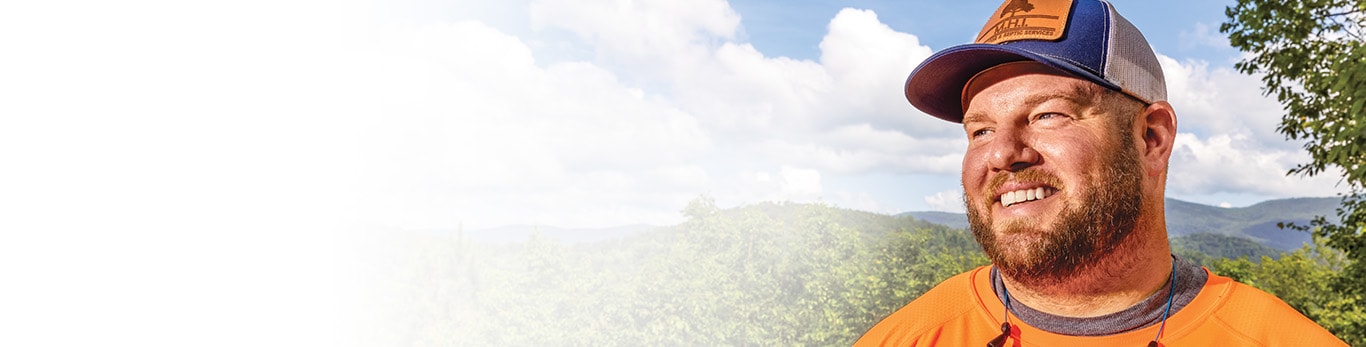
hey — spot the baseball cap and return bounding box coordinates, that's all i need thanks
[905,0,1166,123]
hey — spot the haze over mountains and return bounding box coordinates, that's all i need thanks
[376,197,1348,345]
[461,197,1342,252]
[900,197,1340,251]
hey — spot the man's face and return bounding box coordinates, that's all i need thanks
[959,63,1144,285]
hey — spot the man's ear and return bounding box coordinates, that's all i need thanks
[1139,101,1177,177]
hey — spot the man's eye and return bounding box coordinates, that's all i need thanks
[1035,112,1067,121]
[970,128,993,138]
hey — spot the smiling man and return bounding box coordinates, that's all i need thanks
[854,0,1345,346]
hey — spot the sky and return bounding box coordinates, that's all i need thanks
[0,0,1353,344]
[3,0,1349,233]
[352,0,1349,230]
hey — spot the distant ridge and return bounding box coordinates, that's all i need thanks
[900,211,968,230]
[1164,197,1339,250]
[899,197,1341,251]
[463,224,658,244]
[451,197,1340,250]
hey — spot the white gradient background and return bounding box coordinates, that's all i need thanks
[0,0,1348,345]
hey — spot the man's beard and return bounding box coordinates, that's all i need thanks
[965,139,1144,287]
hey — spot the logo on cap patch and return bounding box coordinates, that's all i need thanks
[975,0,1072,44]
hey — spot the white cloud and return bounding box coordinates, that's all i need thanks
[528,5,959,166]
[780,166,824,198]
[1158,55,1292,149]
[1168,133,1345,197]
[661,9,960,176]
[754,134,963,176]
[818,9,946,136]
[529,0,742,83]
[356,21,715,229]
[925,189,966,213]
[346,5,966,230]
[1158,55,1349,198]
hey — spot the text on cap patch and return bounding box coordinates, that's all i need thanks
[975,0,1074,44]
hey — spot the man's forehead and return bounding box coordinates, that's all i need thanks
[959,62,1101,113]
[961,67,1104,118]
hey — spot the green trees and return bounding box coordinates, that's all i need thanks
[363,198,1366,345]
[363,199,987,346]
[1222,0,1366,341]
[606,199,987,345]
[1211,237,1365,344]
[1171,232,1282,266]
[1222,0,1365,184]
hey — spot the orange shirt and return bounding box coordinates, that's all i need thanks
[855,266,1346,346]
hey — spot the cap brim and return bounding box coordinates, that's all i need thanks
[905,44,1121,123]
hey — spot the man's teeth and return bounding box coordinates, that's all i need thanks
[1000,187,1053,207]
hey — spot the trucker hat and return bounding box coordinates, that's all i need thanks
[905,0,1166,122]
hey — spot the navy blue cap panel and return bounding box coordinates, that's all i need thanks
[904,44,1122,123]
[998,0,1109,76]
[905,48,1027,123]
[903,0,1147,122]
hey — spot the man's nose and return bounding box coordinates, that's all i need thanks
[986,129,1040,172]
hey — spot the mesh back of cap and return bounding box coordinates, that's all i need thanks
[1102,3,1166,103]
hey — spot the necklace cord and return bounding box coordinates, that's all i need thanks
[992,257,1179,347]
[1152,257,1178,344]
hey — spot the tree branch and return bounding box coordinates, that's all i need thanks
[1325,9,1366,18]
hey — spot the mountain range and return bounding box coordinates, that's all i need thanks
[463,197,1343,252]
[899,197,1342,251]
[461,223,657,244]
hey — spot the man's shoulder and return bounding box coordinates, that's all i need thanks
[1176,271,1346,346]
[902,267,985,314]
[1203,273,1320,325]
[853,266,994,346]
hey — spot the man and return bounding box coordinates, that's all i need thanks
[855,0,1347,346]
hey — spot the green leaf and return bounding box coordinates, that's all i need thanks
[1225,0,1366,343]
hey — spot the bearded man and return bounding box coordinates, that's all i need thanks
[854,0,1346,346]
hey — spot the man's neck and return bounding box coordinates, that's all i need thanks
[999,227,1173,318]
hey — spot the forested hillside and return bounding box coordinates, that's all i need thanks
[355,198,1360,346]
[1164,197,1341,250]
[1171,232,1282,266]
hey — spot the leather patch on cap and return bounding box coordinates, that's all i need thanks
[975,0,1073,44]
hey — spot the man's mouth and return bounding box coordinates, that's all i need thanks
[1000,187,1057,208]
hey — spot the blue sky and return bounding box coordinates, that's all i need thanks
[717,0,1267,210]
[729,0,1243,65]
